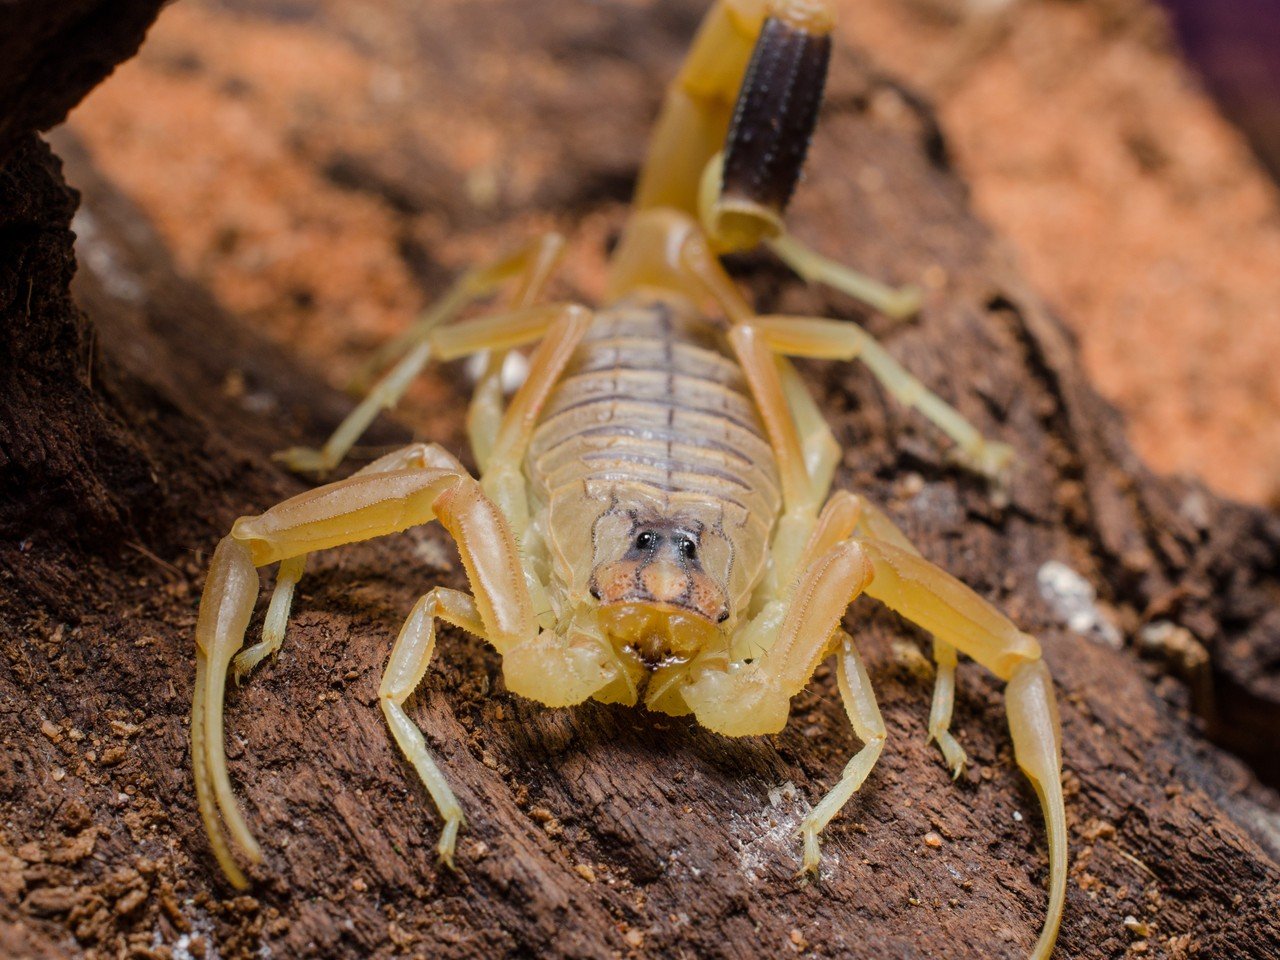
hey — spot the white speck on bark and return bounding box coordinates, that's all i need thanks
[731,780,840,883]
[1036,561,1122,648]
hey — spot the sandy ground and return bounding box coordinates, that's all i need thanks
[64,0,1280,505]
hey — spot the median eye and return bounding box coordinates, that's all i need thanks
[678,538,697,561]
[634,531,656,550]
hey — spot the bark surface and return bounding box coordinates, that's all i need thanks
[1,2,1278,959]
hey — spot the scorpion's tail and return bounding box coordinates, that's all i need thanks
[633,0,831,243]
[192,535,262,890]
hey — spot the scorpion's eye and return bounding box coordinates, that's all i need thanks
[678,538,697,561]
[634,531,656,550]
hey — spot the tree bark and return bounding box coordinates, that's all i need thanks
[2,2,1278,959]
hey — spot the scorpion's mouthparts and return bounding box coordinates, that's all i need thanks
[635,631,685,667]
[597,601,722,663]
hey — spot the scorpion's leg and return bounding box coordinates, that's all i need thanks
[379,585,484,865]
[194,443,479,885]
[274,301,571,477]
[276,232,565,475]
[800,629,887,874]
[193,536,262,889]
[854,536,1066,960]
[688,489,1064,957]
[726,321,825,596]
[735,315,1015,482]
[696,151,922,319]
[194,443,611,887]
[683,524,882,862]
[766,233,922,321]
[778,357,841,506]
[232,446,465,683]
[460,304,594,530]
[231,554,306,683]
[926,639,967,777]
[351,232,564,392]
[846,497,968,775]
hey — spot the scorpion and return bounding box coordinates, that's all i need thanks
[191,2,1066,957]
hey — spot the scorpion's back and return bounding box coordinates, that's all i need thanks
[526,294,782,616]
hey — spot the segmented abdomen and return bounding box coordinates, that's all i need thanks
[527,296,781,544]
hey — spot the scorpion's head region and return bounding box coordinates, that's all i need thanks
[588,510,734,668]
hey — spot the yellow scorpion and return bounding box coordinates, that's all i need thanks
[192,2,1066,956]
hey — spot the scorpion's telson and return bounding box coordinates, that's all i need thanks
[190,3,1064,958]
[716,11,831,248]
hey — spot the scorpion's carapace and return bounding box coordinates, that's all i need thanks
[191,3,1064,958]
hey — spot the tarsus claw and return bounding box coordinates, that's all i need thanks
[928,729,968,779]
[798,822,822,877]
[272,446,336,476]
[949,440,1016,487]
[437,817,464,870]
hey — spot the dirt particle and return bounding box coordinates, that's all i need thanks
[50,826,99,864]
[623,927,644,948]
[17,842,44,863]
[388,921,415,948]
[100,744,128,766]
[159,884,188,930]
[0,849,27,901]
[529,806,562,835]
[115,886,147,915]
[1124,916,1152,937]
[1082,819,1116,842]
[575,863,596,883]
[351,877,368,892]
[24,884,78,916]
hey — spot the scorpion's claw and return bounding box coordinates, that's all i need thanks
[948,439,1015,488]
[880,284,924,323]
[436,815,464,870]
[231,642,273,685]
[273,445,336,476]
[929,730,968,779]
[798,822,823,878]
